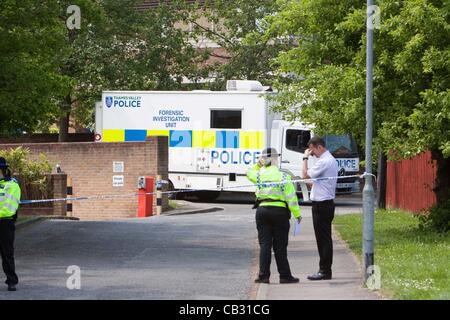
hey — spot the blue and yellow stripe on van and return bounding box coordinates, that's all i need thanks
[102,129,264,149]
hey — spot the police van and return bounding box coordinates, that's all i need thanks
[96,80,360,200]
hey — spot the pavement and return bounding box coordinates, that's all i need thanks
[256,215,379,300]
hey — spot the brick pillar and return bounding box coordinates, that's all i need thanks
[51,173,67,216]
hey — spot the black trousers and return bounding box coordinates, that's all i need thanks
[255,206,292,279]
[312,200,335,274]
[0,219,18,285]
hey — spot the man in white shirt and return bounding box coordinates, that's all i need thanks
[302,136,338,280]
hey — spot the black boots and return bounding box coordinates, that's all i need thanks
[255,276,300,284]
[254,277,270,284]
[7,284,17,291]
[279,276,299,284]
[307,271,332,281]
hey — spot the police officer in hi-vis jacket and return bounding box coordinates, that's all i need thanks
[247,148,301,284]
[0,157,21,291]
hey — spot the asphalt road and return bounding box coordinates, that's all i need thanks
[0,203,258,300]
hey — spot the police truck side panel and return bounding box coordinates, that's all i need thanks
[96,82,360,197]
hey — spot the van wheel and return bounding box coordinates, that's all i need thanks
[168,180,178,200]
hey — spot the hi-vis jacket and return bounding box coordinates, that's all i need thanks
[246,164,301,218]
[0,178,21,219]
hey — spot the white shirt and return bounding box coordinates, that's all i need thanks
[307,150,338,201]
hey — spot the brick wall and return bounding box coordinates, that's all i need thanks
[0,137,168,220]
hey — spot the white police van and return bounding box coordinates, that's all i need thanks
[96,80,360,200]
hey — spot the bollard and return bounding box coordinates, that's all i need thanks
[137,176,154,218]
[156,175,162,215]
[67,176,73,217]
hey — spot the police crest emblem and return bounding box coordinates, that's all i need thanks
[105,96,113,108]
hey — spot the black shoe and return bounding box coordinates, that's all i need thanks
[307,272,332,281]
[7,284,16,292]
[254,277,270,284]
[280,276,299,284]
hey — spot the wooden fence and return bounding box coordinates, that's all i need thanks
[386,151,436,213]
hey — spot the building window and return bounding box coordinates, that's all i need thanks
[210,110,242,129]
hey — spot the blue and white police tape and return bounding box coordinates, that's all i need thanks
[19,173,374,204]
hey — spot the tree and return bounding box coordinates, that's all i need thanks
[264,0,449,230]
[56,0,105,141]
[58,0,208,137]
[189,0,292,89]
[0,0,208,139]
[0,0,71,135]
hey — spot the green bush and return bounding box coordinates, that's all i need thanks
[0,147,52,194]
[418,199,450,233]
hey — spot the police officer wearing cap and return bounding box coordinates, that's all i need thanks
[0,157,20,291]
[247,148,301,284]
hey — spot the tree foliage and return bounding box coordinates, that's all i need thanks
[0,0,208,134]
[61,0,208,132]
[265,0,449,205]
[264,0,449,229]
[191,0,292,88]
[266,0,449,155]
[0,0,71,134]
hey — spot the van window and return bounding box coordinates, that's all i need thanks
[210,110,242,129]
[286,129,311,153]
[324,134,358,156]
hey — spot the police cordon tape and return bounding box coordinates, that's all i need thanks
[19,173,375,205]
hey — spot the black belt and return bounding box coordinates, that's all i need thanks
[312,199,334,204]
[253,198,288,209]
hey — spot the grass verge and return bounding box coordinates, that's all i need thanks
[169,200,179,210]
[334,209,450,300]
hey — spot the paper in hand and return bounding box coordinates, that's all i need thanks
[293,219,301,236]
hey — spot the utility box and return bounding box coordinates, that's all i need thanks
[137,176,154,218]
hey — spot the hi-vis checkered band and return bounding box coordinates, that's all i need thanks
[101,129,264,149]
